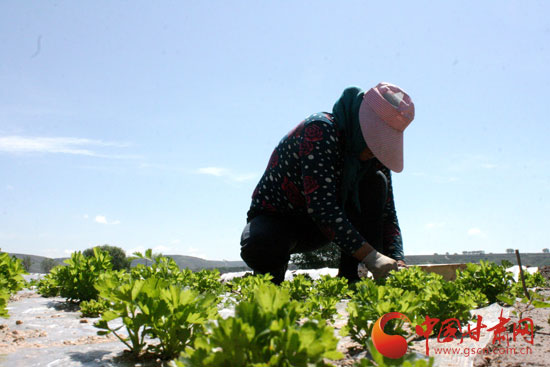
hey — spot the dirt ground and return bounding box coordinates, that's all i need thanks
[472,287,550,366]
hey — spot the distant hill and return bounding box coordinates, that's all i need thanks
[8,253,66,273]
[405,252,550,268]
[130,255,250,272]
[7,251,550,274]
[7,252,251,273]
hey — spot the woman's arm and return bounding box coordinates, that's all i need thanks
[378,166,405,262]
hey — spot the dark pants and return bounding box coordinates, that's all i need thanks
[240,170,388,284]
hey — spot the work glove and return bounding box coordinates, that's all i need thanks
[361,250,398,280]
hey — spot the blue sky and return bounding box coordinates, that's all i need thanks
[1,1,549,260]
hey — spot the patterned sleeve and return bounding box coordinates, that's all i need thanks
[299,120,366,256]
[379,166,405,261]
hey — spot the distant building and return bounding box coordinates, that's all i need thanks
[462,250,485,255]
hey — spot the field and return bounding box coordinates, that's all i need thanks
[1,250,550,367]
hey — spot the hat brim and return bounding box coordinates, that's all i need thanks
[359,100,404,172]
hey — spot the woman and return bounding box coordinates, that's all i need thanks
[240,82,415,284]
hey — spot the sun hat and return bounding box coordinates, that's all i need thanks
[358,82,415,172]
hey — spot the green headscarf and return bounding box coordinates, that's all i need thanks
[331,86,373,212]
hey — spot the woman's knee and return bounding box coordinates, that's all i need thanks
[240,216,292,270]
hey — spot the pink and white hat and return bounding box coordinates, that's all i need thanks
[359,82,415,173]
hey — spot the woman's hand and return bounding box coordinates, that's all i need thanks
[396,260,408,268]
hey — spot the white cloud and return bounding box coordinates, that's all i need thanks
[467,228,483,236]
[425,222,445,230]
[64,249,75,255]
[232,173,258,182]
[0,135,138,159]
[95,215,120,225]
[196,166,259,183]
[83,214,89,219]
[197,167,228,177]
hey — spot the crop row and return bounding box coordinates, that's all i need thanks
[29,248,549,367]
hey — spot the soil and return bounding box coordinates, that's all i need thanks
[0,289,167,367]
[472,289,550,367]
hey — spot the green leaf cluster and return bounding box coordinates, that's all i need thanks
[80,298,110,318]
[346,278,421,346]
[83,245,131,271]
[0,252,27,294]
[131,249,190,283]
[0,252,28,317]
[346,265,494,346]
[281,274,314,301]
[37,266,62,297]
[508,271,547,298]
[49,248,113,302]
[176,283,343,367]
[95,274,218,359]
[227,273,274,303]
[455,260,514,304]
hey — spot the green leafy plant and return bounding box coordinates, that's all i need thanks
[191,269,227,297]
[281,274,314,301]
[508,271,547,298]
[94,273,217,359]
[418,278,480,332]
[304,294,340,322]
[0,252,28,317]
[144,284,218,359]
[497,291,550,321]
[94,275,152,357]
[80,298,110,318]
[315,274,352,299]
[55,248,113,302]
[455,261,514,304]
[227,273,274,303]
[176,283,343,367]
[345,278,421,346]
[0,252,27,294]
[385,266,484,332]
[37,267,61,297]
[0,288,9,318]
[131,249,190,285]
[299,275,351,323]
[84,245,131,271]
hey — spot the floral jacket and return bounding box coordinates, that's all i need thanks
[246,112,404,260]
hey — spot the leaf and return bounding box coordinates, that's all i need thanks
[532,300,550,308]
[496,294,516,306]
